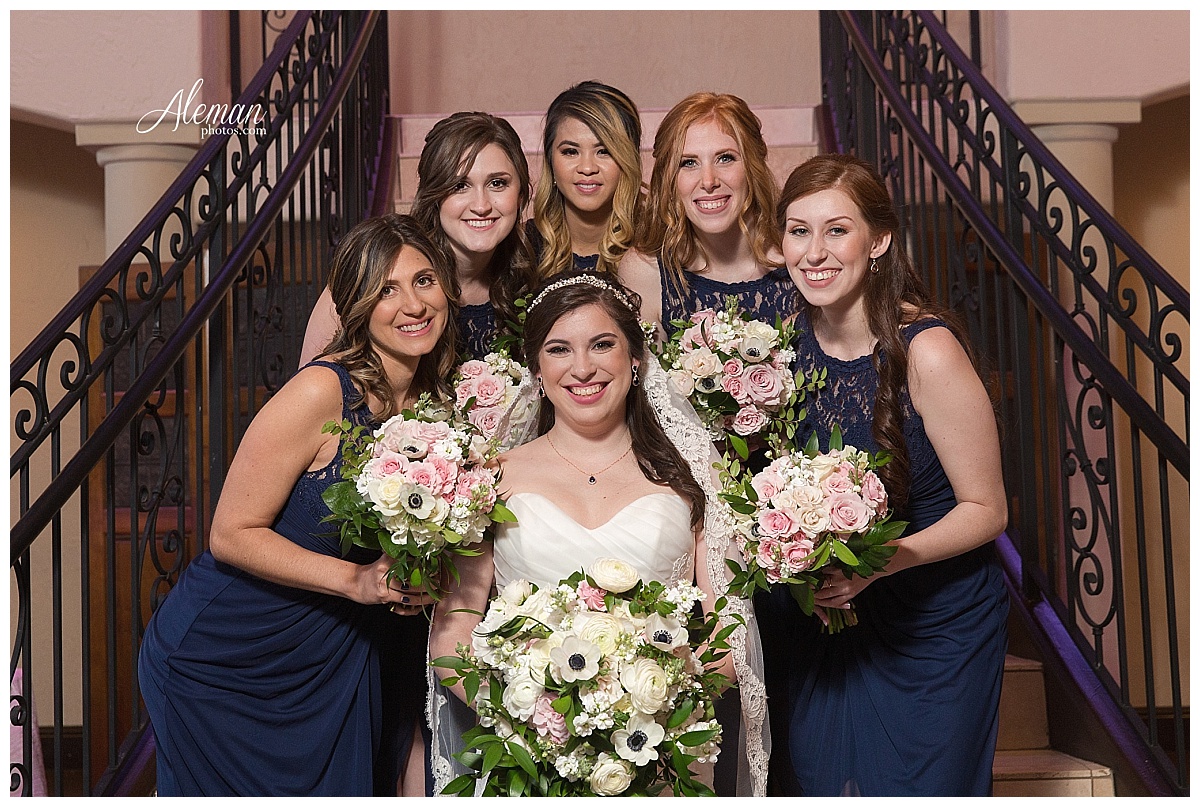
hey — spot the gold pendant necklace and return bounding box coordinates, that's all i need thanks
[546,433,633,485]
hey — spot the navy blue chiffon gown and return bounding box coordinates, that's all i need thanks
[758,317,1008,796]
[658,257,800,327]
[138,361,429,796]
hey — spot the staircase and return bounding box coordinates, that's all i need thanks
[996,655,1114,796]
[383,105,822,212]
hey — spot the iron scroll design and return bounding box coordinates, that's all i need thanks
[9,11,389,795]
[822,10,1188,796]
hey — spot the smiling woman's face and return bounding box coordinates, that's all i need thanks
[537,302,636,432]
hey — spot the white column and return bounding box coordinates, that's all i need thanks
[1029,123,1119,212]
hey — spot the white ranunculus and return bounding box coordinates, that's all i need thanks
[499,579,533,607]
[589,753,635,796]
[576,612,625,656]
[516,588,555,620]
[588,558,640,593]
[364,475,406,517]
[668,368,695,396]
[619,656,670,715]
[680,346,721,378]
[612,713,666,766]
[742,319,781,349]
[500,670,544,721]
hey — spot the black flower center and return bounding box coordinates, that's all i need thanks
[407,493,425,508]
[627,730,647,752]
[653,629,673,643]
[746,346,761,358]
[568,653,586,671]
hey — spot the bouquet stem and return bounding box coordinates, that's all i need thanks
[823,605,858,634]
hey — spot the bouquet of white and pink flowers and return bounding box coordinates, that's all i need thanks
[720,426,907,633]
[655,300,822,455]
[432,559,737,797]
[322,395,516,599]
[453,350,535,450]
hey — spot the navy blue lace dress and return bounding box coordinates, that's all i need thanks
[757,317,1008,796]
[138,362,429,796]
[658,257,801,327]
[457,302,498,361]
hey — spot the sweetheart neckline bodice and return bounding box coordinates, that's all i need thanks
[504,491,683,532]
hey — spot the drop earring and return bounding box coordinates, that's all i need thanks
[631,364,640,387]
[870,258,879,274]
[537,376,545,397]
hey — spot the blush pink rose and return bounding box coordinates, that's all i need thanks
[455,379,477,406]
[723,374,748,404]
[751,468,787,502]
[758,507,800,540]
[532,694,570,744]
[413,420,451,445]
[408,459,453,497]
[744,364,786,407]
[455,467,497,506]
[732,406,769,436]
[755,536,780,569]
[680,324,712,351]
[827,492,874,533]
[860,471,888,514]
[373,451,408,479]
[689,309,717,328]
[472,375,506,407]
[467,406,503,438]
[457,360,487,378]
[821,468,854,497]
[577,580,607,611]
[723,358,745,377]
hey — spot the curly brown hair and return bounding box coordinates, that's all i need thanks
[322,214,460,422]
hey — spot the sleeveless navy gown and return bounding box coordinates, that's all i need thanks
[658,256,800,328]
[138,362,428,795]
[758,317,1009,796]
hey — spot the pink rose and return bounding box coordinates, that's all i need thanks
[407,458,453,497]
[755,536,780,569]
[782,537,816,572]
[723,374,748,404]
[860,471,888,514]
[577,580,607,611]
[821,468,854,497]
[751,468,787,502]
[827,492,874,533]
[472,375,506,407]
[413,420,451,445]
[467,405,503,439]
[732,406,769,436]
[743,364,786,408]
[723,358,745,377]
[455,379,477,407]
[373,451,408,479]
[457,360,487,378]
[680,323,712,351]
[455,467,497,507]
[532,694,570,744]
[758,507,800,540]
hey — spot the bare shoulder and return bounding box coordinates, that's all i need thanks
[261,363,348,429]
[618,248,658,279]
[496,437,549,494]
[907,323,972,376]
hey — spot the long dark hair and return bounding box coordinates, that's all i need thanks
[533,81,643,277]
[323,213,459,422]
[522,273,705,527]
[776,153,983,511]
[410,111,537,341]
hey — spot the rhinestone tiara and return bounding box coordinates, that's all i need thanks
[525,274,639,316]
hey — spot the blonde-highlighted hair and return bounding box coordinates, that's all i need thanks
[532,81,643,278]
[639,92,780,295]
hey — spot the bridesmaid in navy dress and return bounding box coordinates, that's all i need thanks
[529,81,643,278]
[620,92,799,335]
[768,153,1009,795]
[138,215,457,795]
[302,113,537,363]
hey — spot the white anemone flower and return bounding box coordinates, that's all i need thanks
[549,636,602,683]
[612,713,666,766]
[643,613,689,652]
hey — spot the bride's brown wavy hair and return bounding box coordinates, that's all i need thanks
[522,273,705,528]
[776,154,983,511]
[322,214,460,423]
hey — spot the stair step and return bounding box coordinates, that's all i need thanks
[998,653,1050,751]
[992,749,1114,797]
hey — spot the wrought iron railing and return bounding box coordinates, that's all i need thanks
[10,10,389,795]
[820,10,1187,795]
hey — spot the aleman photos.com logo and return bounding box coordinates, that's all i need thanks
[138,79,267,140]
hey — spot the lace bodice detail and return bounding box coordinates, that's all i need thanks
[493,492,694,589]
[284,361,375,535]
[659,258,801,326]
[792,316,951,529]
[457,302,497,361]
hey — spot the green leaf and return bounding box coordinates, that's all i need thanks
[441,775,476,796]
[464,671,480,706]
[481,742,504,774]
[829,423,844,451]
[727,432,749,461]
[789,581,815,615]
[509,742,539,779]
[666,696,695,729]
[490,502,518,523]
[831,539,861,566]
[677,727,720,746]
[508,768,527,798]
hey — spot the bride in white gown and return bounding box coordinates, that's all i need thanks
[428,273,769,796]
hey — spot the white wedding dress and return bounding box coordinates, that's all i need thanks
[493,492,695,590]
